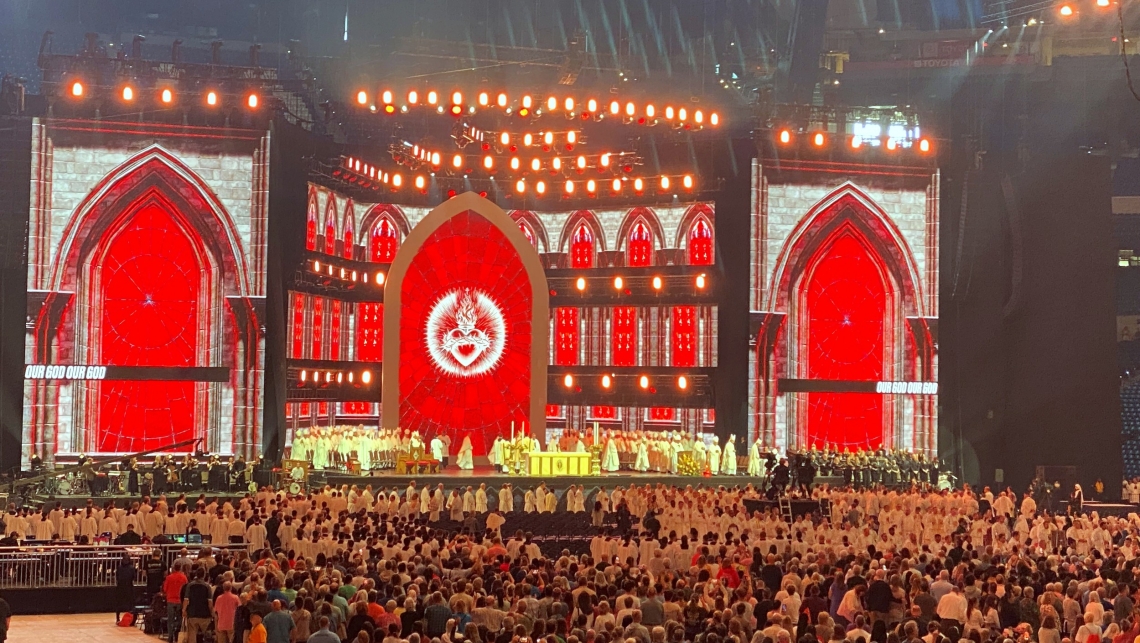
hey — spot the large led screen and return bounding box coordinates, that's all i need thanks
[23,120,269,462]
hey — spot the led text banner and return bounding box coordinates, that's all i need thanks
[24,364,230,382]
[777,379,938,395]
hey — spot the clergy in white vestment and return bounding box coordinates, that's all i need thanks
[708,437,722,475]
[634,438,650,472]
[488,437,502,470]
[475,484,489,512]
[457,435,474,469]
[722,435,738,475]
[748,439,764,476]
[602,434,621,472]
[498,483,514,512]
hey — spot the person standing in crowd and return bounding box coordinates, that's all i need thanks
[162,562,188,643]
[114,552,136,624]
[181,568,213,643]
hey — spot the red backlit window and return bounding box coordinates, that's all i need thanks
[627,221,653,267]
[371,218,399,263]
[312,297,324,359]
[546,405,561,418]
[689,218,714,265]
[554,307,580,365]
[318,401,329,416]
[591,406,617,419]
[330,299,342,360]
[672,306,697,367]
[306,196,318,251]
[612,306,637,366]
[299,402,311,417]
[343,402,373,415]
[650,407,676,421]
[291,293,305,358]
[324,203,337,255]
[343,212,355,259]
[570,224,595,269]
[356,302,384,362]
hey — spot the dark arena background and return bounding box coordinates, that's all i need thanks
[0,0,1132,498]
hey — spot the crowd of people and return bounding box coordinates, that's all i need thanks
[85,477,1140,643]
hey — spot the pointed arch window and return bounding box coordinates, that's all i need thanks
[570,224,595,269]
[627,220,653,267]
[519,220,537,249]
[306,198,318,251]
[688,218,714,265]
[371,218,399,263]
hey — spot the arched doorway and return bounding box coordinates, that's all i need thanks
[93,198,210,452]
[801,228,891,450]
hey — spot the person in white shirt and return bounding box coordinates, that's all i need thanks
[936,586,968,635]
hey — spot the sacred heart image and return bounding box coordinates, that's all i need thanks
[425,288,507,377]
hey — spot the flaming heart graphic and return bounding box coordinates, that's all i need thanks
[425,288,506,376]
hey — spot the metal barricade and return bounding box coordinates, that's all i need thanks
[0,542,248,589]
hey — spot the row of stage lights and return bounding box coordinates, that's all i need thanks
[311,259,386,286]
[337,157,696,196]
[62,80,262,109]
[562,373,691,392]
[1059,0,1115,17]
[356,89,720,128]
[297,368,374,387]
[777,129,934,153]
[393,145,645,176]
[566,273,708,294]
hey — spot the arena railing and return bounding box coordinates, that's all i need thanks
[0,543,248,590]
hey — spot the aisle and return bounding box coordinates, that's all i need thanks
[7,613,151,643]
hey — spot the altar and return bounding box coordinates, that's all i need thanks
[527,451,592,476]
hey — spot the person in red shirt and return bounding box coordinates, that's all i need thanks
[366,592,385,626]
[162,562,188,643]
[716,559,741,589]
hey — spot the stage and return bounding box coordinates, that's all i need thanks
[321,465,767,491]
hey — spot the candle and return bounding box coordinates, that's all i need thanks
[511,421,515,440]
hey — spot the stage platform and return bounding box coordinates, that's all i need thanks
[322,465,765,490]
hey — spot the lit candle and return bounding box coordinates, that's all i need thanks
[511,421,515,440]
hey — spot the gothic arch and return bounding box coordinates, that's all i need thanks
[322,193,339,254]
[675,203,716,249]
[382,192,550,444]
[359,203,412,239]
[508,210,550,253]
[557,210,608,253]
[47,145,251,298]
[616,207,666,254]
[765,183,923,316]
[306,187,319,251]
[343,199,356,259]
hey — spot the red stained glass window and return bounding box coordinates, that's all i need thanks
[343,221,354,259]
[612,306,637,366]
[356,302,384,362]
[306,198,317,251]
[650,407,676,421]
[554,307,580,366]
[805,232,887,450]
[96,202,200,452]
[312,297,324,359]
[570,224,595,269]
[397,211,534,456]
[291,293,305,359]
[591,406,616,419]
[330,299,342,360]
[627,221,653,267]
[689,218,714,265]
[318,401,329,416]
[546,405,561,418]
[672,306,697,367]
[343,402,373,415]
[371,218,399,263]
[324,207,337,255]
[299,402,311,417]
